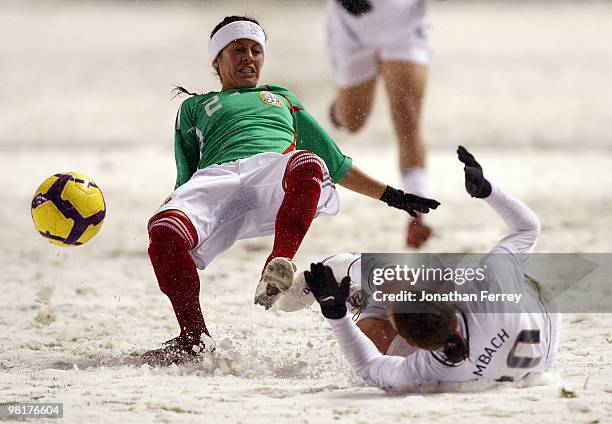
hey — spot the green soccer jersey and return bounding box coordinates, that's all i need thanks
[173,84,352,188]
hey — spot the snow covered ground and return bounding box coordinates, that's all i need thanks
[1,1,611,422]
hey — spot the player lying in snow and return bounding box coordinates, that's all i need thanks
[140,16,439,366]
[279,146,561,389]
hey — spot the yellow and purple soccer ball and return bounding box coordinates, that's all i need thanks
[31,172,106,247]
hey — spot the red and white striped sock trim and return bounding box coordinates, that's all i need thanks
[287,152,324,173]
[283,153,325,189]
[148,214,196,250]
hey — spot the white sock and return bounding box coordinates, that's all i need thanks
[401,168,428,198]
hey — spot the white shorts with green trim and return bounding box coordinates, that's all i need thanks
[154,151,339,269]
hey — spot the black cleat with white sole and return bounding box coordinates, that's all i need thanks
[138,333,213,367]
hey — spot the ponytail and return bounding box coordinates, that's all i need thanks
[171,85,199,99]
[443,333,470,364]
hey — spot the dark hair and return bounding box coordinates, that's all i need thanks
[171,85,198,98]
[392,301,469,364]
[173,16,266,98]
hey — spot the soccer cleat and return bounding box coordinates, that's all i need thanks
[138,333,212,367]
[406,215,432,249]
[254,257,297,310]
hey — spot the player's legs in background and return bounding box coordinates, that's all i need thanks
[147,210,208,348]
[326,0,378,132]
[330,78,377,132]
[380,60,431,248]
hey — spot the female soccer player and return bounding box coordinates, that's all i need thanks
[327,0,433,248]
[141,16,440,365]
[298,146,560,389]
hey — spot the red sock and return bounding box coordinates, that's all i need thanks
[148,211,209,339]
[266,151,324,264]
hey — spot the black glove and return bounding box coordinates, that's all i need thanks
[336,0,372,16]
[380,186,441,217]
[457,145,492,198]
[304,263,350,319]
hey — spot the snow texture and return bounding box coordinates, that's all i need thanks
[1,1,611,422]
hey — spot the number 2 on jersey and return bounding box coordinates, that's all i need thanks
[204,95,222,117]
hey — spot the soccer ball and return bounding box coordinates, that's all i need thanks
[31,172,106,247]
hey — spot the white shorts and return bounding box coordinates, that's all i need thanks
[155,152,340,269]
[327,0,431,87]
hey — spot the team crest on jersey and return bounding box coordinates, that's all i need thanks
[259,91,283,107]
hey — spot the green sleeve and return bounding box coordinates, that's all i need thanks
[174,99,200,189]
[292,103,352,183]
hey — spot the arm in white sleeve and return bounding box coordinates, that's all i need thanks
[485,183,541,255]
[327,315,421,390]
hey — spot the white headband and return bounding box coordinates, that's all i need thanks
[208,21,266,64]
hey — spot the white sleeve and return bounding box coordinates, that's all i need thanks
[327,315,422,390]
[485,183,541,255]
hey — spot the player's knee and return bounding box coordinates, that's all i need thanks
[335,86,374,132]
[343,114,368,133]
[284,152,324,189]
[148,212,198,296]
[147,211,197,253]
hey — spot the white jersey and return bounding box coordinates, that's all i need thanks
[324,184,561,390]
